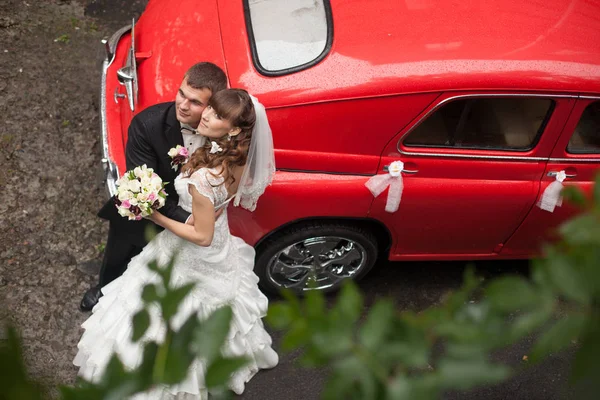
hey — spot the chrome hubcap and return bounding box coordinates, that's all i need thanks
[266,236,367,291]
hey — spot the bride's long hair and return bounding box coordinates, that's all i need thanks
[181,89,256,186]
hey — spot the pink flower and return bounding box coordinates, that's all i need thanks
[121,199,131,209]
[148,192,156,202]
[179,147,189,157]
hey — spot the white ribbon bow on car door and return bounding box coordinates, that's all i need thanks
[365,161,404,213]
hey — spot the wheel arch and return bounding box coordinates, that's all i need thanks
[254,216,393,260]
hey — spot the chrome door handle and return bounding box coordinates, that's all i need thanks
[114,87,126,103]
[383,165,418,174]
[547,171,576,178]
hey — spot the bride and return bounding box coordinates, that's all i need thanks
[73,89,279,398]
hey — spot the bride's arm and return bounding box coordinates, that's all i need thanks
[148,186,215,246]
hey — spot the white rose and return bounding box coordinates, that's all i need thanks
[140,176,152,188]
[128,179,142,193]
[151,176,163,191]
[118,207,131,218]
[133,166,144,178]
[118,190,133,201]
[138,192,150,203]
[129,197,138,206]
[168,147,178,157]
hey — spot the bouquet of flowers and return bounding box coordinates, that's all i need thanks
[114,165,167,220]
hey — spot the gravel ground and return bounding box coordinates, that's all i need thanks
[0,0,145,391]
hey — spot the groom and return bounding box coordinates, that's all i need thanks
[80,62,228,311]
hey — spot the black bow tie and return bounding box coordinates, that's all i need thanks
[181,126,197,135]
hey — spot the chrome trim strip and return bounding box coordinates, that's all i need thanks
[100,24,131,198]
[396,93,573,161]
[549,157,600,163]
[277,168,373,176]
[579,95,600,100]
[397,150,547,161]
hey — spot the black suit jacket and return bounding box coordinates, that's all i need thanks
[98,102,190,247]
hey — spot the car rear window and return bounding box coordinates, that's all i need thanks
[567,101,600,154]
[245,0,332,76]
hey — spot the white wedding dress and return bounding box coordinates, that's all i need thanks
[73,168,279,399]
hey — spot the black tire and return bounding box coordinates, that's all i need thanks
[255,221,378,295]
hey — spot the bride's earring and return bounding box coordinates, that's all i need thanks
[227,134,231,142]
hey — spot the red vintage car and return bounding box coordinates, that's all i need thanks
[99,0,600,294]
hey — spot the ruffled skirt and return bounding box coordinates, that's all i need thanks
[73,231,278,399]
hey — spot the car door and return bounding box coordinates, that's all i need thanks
[502,98,600,256]
[368,92,575,260]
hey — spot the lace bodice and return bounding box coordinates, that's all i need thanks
[170,168,231,250]
[174,168,229,213]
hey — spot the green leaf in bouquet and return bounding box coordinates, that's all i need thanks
[141,283,161,304]
[205,356,249,389]
[161,282,196,322]
[266,302,295,330]
[131,308,151,342]
[486,276,541,312]
[191,306,233,364]
[358,299,395,351]
[529,314,586,363]
[437,358,511,391]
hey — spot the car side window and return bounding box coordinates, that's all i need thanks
[403,97,554,151]
[567,101,600,154]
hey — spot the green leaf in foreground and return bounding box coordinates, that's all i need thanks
[192,306,233,364]
[131,308,151,342]
[529,314,587,362]
[205,356,249,389]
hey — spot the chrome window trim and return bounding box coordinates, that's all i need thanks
[580,95,600,100]
[100,24,131,198]
[549,157,600,163]
[397,93,576,161]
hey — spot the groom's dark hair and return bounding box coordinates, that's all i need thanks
[184,62,228,95]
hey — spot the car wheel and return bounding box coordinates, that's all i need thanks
[255,221,378,295]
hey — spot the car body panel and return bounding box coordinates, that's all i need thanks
[227,171,374,246]
[502,97,600,255]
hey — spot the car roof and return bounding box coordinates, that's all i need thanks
[227,0,600,107]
